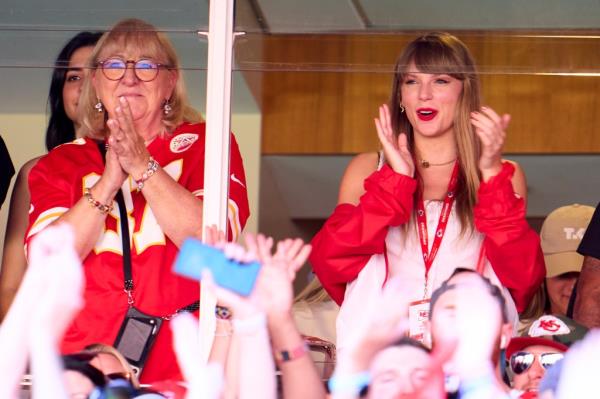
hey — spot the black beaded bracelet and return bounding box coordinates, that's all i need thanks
[215,305,232,320]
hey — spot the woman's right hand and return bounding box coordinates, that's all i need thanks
[374,104,415,177]
[101,126,128,194]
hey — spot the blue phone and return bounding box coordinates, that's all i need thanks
[174,238,261,296]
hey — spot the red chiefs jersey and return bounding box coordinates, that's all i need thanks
[26,122,249,383]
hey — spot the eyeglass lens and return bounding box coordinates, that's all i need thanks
[540,352,563,368]
[101,58,159,82]
[106,372,131,381]
[510,352,564,374]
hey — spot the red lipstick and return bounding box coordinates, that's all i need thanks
[417,108,437,121]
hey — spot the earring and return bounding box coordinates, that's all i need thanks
[399,104,405,113]
[162,99,172,115]
[94,99,104,113]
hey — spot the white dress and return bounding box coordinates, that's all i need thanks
[335,200,519,355]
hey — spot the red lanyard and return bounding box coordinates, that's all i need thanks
[416,161,460,296]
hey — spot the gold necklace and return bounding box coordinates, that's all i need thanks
[419,158,457,168]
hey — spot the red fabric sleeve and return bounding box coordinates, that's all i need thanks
[26,140,100,249]
[184,126,249,242]
[227,134,250,241]
[27,154,70,242]
[310,165,417,305]
[474,162,546,313]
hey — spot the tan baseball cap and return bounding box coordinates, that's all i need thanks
[541,204,595,278]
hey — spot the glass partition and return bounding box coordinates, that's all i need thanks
[2,1,600,392]
[229,3,600,299]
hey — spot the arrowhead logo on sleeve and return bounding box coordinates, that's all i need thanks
[170,133,199,153]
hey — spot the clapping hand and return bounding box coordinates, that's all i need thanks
[471,106,510,181]
[247,235,311,323]
[201,233,311,322]
[107,96,152,180]
[374,104,415,177]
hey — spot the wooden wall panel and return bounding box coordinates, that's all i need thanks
[234,32,600,154]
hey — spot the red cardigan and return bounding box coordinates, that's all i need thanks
[310,162,545,313]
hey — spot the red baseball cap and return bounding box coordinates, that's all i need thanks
[506,337,567,359]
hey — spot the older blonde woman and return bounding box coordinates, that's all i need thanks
[25,18,249,383]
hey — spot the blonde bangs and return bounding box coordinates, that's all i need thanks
[398,34,476,82]
[97,23,176,66]
[411,48,464,79]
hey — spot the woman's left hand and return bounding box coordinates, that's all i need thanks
[470,106,510,181]
[201,233,310,322]
[251,235,311,322]
[108,96,151,178]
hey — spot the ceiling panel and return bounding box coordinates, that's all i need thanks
[0,0,209,30]
[256,0,364,33]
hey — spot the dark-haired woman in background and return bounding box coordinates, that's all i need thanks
[46,31,103,150]
[0,31,102,320]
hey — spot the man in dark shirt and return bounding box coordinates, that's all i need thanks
[0,136,15,209]
[573,203,600,328]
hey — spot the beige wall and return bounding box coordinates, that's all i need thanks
[231,113,261,235]
[0,113,261,261]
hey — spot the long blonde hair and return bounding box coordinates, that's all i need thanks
[519,283,550,333]
[389,32,482,232]
[295,277,332,305]
[80,18,202,137]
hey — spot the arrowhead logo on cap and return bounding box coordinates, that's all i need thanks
[528,315,570,337]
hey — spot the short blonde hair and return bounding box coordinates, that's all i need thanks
[80,18,202,137]
[83,342,140,388]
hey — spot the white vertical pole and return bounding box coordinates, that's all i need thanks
[200,0,235,362]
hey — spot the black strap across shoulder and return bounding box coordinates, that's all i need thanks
[115,191,134,291]
[96,141,134,292]
[95,141,199,315]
